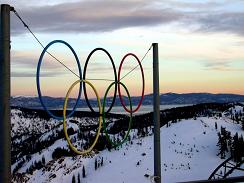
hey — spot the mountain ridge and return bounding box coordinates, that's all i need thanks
[11,92,244,108]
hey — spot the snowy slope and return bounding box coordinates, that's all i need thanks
[18,116,243,183]
[11,104,244,183]
[11,108,59,138]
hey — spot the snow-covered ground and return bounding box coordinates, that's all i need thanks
[22,116,244,183]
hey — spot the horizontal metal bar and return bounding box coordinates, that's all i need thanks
[227,162,236,166]
[225,165,235,169]
[234,167,244,171]
[214,173,223,178]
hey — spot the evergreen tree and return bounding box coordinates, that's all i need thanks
[227,133,232,153]
[78,173,81,183]
[82,166,86,178]
[42,155,45,165]
[237,135,244,162]
[232,133,239,162]
[98,160,100,168]
[72,174,76,183]
[145,126,149,135]
[220,127,229,152]
[128,134,131,142]
[95,158,98,170]
[107,143,112,152]
[220,126,226,137]
[141,127,146,137]
[217,132,225,159]
[101,157,103,166]
[239,135,244,158]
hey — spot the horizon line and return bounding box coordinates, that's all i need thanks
[11,92,244,99]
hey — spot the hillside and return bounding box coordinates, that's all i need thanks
[11,103,244,183]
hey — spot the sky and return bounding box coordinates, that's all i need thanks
[2,0,244,98]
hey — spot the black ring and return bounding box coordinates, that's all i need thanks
[83,48,117,113]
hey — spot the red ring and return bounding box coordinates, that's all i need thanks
[118,53,145,113]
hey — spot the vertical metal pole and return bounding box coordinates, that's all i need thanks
[153,43,161,183]
[0,4,11,183]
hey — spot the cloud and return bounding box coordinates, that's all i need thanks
[202,59,244,72]
[11,70,66,77]
[10,0,183,35]
[203,60,230,71]
[11,51,81,78]
[157,0,225,10]
[11,50,129,77]
[193,12,244,36]
[11,50,81,74]
[8,0,244,38]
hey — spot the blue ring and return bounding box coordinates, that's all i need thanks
[36,40,82,120]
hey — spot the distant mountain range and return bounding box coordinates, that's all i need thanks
[10,92,244,109]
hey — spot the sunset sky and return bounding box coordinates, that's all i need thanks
[2,0,244,98]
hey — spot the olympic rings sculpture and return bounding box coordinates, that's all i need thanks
[36,40,145,154]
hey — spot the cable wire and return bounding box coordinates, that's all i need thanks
[86,78,115,82]
[119,44,152,81]
[12,8,80,78]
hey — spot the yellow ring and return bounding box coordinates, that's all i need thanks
[63,79,102,155]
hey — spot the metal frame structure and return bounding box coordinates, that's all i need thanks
[208,157,244,180]
[179,157,244,183]
[178,176,244,183]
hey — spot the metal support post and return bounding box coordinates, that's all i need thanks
[153,43,161,183]
[0,4,11,183]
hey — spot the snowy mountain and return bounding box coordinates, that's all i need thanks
[11,93,244,109]
[11,103,244,183]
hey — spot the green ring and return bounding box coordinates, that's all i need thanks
[102,81,132,148]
